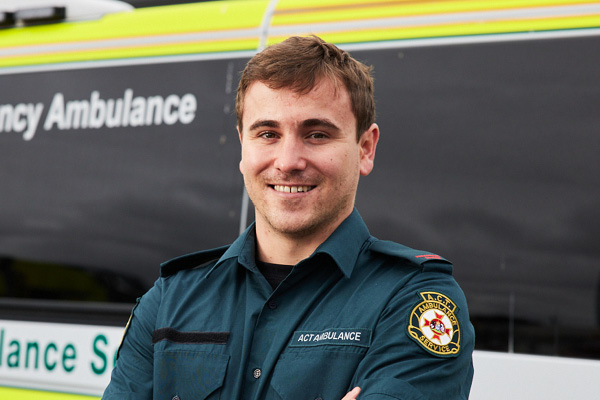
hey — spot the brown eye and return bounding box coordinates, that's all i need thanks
[260,131,278,139]
[308,132,327,140]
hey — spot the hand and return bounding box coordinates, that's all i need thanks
[341,386,361,400]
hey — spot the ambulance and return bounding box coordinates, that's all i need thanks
[1,0,599,398]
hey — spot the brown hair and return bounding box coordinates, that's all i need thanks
[236,35,375,139]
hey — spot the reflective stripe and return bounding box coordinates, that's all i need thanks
[0,386,98,399]
[269,2,600,44]
[1,1,599,68]
[0,2,267,67]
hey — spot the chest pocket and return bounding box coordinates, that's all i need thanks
[271,329,370,400]
[154,350,229,400]
[152,328,230,400]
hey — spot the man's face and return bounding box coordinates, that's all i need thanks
[238,78,378,240]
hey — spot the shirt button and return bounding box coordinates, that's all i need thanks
[253,368,262,379]
[172,396,180,400]
[268,300,278,309]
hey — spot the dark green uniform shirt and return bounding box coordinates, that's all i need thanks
[103,210,474,400]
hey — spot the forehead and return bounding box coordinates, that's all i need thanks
[241,79,355,128]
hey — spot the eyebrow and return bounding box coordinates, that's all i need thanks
[248,118,341,132]
[249,120,279,131]
[301,118,341,132]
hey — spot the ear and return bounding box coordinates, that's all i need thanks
[237,125,243,144]
[237,125,244,174]
[359,123,379,176]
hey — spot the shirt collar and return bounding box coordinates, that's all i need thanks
[211,209,370,278]
[311,209,370,278]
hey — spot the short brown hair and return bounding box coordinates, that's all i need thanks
[236,35,375,139]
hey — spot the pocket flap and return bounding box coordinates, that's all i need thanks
[154,351,229,400]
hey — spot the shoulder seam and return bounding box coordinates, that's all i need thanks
[368,239,453,274]
[160,245,229,277]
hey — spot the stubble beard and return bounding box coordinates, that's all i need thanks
[246,171,355,240]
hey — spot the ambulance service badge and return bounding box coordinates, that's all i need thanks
[407,291,461,357]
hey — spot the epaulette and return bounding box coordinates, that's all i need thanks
[160,245,230,277]
[368,240,453,274]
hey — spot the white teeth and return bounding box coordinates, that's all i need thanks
[274,185,313,193]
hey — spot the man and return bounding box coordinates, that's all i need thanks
[103,35,474,400]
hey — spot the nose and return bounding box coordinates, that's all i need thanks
[273,135,307,172]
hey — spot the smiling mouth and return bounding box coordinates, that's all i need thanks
[272,185,315,193]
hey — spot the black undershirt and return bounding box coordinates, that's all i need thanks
[256,261,294,290]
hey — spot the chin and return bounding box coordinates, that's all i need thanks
[272,220,316,236]
[269,212,337,238]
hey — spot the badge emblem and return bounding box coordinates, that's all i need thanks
[407,291,461,357]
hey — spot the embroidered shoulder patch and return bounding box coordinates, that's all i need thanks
[407,291,461,357]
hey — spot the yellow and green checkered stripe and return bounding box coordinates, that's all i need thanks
[1,0,600,69]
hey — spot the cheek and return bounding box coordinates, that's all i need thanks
[324,155,355,182]
[240,148,268,175]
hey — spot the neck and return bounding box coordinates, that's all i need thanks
[254,215,348,265]
[254,227,325,265]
